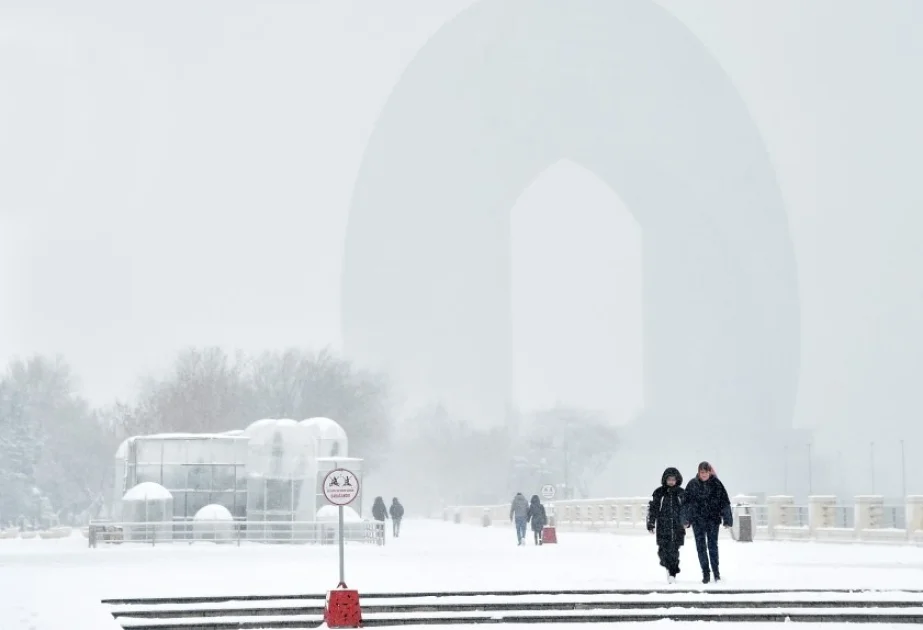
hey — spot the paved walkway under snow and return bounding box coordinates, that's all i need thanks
[1,520,922,629]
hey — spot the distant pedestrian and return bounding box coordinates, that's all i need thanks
[509,492,529,546]
[389,498,405,537]
[371,496,388,527]
[647,467,686,583]
[527,495,547,545]
[683,461,732,584]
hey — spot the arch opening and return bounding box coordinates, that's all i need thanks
[510,158,642,421]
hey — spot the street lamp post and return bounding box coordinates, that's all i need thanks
[870,442,875,494]
[783,445,789,494]
[807,443,813,496]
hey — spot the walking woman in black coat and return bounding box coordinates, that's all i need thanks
[647,467,686,582]
[526,495,547,545]
[371,496,388,523]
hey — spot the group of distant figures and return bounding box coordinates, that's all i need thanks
[508,493,549,546]
[510,461,732,584]
[371,496,405,537]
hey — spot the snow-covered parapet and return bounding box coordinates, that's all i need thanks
[732,494,757,505]
[808,495,837,531]
[854,495,885,533]
[907,496,923,539]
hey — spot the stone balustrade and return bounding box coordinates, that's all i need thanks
[444,494,923,545]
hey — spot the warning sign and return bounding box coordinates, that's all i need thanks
[322,468,360,506]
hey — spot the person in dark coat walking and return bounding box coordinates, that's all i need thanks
[526,495,547,545]
[371,496,388,524]
[389,498,405,537]
[648,467,686,582]
[683,461,732,583]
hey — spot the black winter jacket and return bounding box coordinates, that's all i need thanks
[526,496,547,532]
[372,500,388,521]
[389,501,405,519]
[647,467,687,547]
[683,475,733,527]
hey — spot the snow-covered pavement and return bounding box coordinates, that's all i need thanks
[2,519,922,629]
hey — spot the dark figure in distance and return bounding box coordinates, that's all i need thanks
[389,497,405,538]
[371,496,388,526]
[683,461,732,583]
[647,467,686,583]
[509,492,529,546]
[527,495,548,545]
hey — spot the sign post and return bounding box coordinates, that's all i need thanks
[322,468,361,628]
[541,484,556,523]
[540,484,558,544]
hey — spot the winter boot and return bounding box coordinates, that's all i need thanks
[702,572,711,584]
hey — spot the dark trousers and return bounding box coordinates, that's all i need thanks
[532,528,543,545]
[658,542,681,576]
[692,520,721,576]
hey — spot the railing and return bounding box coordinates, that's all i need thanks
[445,494,923,545]
[86,519,385,547]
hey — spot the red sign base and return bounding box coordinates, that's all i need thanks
[542,526,558,544]
[324,583,362,628]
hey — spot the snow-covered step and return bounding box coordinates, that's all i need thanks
[101,586,923,606]
[104,589,923,618]
[113,605,923,630]
[107,596,923,619]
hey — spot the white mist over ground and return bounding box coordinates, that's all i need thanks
[2,521,923,629]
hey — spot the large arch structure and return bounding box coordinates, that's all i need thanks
[342,0,800,480]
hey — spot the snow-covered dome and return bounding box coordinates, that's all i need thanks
[316,505,362,522]
[123,482,172,502]
[300,417,348,458]
[120,483,174,542]
[301,416,346,439]
[244,418,315,478]
[193,504,235,541]
[194,504,233,521]
[243,418,283,435]
[115,437,132,459]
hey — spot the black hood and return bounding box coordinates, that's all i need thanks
[530,495,541,504]
[661,467,683,487]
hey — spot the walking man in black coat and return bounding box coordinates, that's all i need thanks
[647,467,686,583]
[683,461,732,584]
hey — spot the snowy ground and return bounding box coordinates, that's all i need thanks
[2,520,922,629]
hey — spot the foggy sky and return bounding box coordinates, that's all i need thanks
[1,0,922,453]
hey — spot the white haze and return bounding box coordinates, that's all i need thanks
[1,0,922,501]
